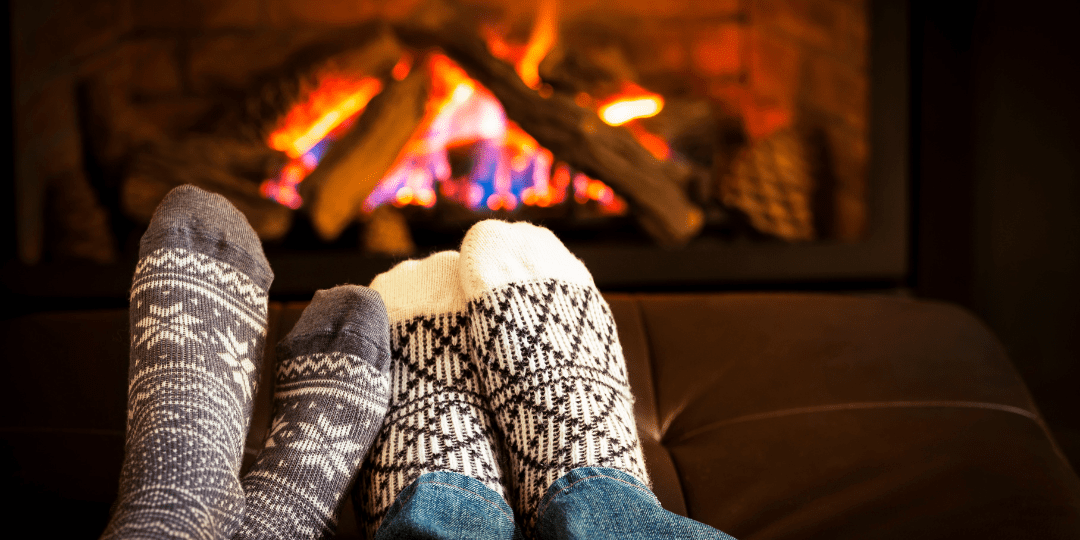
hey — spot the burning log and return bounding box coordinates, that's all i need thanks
[361,205,416,256]
[394,1,704,245]
[297,66,429,242]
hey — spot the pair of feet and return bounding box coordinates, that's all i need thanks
[359,221,649,537]
[102,186,648,539]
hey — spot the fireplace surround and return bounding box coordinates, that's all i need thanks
[5,0,908,299]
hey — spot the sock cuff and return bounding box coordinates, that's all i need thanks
[458,220,594,300]
[139,185,273,289]
[370,251,466,322]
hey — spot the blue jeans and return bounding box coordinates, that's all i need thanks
[374,467,736,540]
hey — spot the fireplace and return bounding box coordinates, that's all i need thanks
[6,0,908,299]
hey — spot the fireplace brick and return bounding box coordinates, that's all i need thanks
[11,0,131,82]
[131,0,264,29]
[692,24,743,77]
[128,38,184,98]
[802,53,867,132]
[747,28,803,112]
[267,0,384,27]
[750,0,867,65]
[186,31,325,93]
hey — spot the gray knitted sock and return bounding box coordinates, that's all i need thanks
[234,286,391,540]
[102,185,273,540]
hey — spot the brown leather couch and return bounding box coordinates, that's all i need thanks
[4,293,1080,538]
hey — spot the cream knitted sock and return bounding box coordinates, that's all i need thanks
[458,220,649,531]
[356,251,507,538]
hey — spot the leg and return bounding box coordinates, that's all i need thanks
[102,185,273,539]
[533,468,734,540]
[458,220,649,533]
[356,251,513,539]
[234,286,391,539]
[459,220,736,539]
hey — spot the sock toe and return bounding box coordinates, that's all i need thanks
[278,285,391,372]
[458,220,593,299]
[140,184,273,289]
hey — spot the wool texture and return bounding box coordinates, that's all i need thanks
[235,286,391,540]
[102,185,273,540]
[458,220,650,532]
[356,251,507,539]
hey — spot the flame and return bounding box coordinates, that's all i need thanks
[598,83,664,126]
[517,0,558,89]
[624,122,671,160]
[362,53,625,215]
[268,77,383,158]
[482,0,557,90]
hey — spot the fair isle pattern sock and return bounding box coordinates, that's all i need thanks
[235,286,391,540]
[356,251,507,539]
[102,185,273,540]
[459,220,650,531]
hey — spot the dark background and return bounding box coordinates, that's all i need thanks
[2,0,1078,469]
[911,0,1080,468]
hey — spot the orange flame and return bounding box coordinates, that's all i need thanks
[517,0,557,89]
[268,77,383,158]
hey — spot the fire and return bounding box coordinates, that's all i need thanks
[482,0,558,89]
[598,83,665,126]
[517,0,557,89]
[362,53,624,215]
[262,75,383,208]
[261,5,667,219]
[268,77,383,158]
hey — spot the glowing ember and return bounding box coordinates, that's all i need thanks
[598,83,665,126]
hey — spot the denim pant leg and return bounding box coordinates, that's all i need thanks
[375,468,735,540]
[534,467,737,540]
[375,471,523,540]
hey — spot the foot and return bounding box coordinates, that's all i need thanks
[103,185,273,539]
[356,251,507,539]
[458,220,649,532]
[235,286,391,539]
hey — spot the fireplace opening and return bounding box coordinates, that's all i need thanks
[9,0,908,296]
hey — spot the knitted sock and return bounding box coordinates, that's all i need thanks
[234,286,391,540]
[102,185,273,539]
[458,220,649,531]
[356,251,507,538]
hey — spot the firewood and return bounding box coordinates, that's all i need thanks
[720,127,815,241]
[393,0,704,245]
[298,66,429,242]
[361,205,416,256]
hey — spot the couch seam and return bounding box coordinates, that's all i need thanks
[630,294,690,515]
[665,400,1044,445]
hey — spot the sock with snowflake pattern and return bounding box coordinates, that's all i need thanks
[234,285,391,540]
[102,185,273,540]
